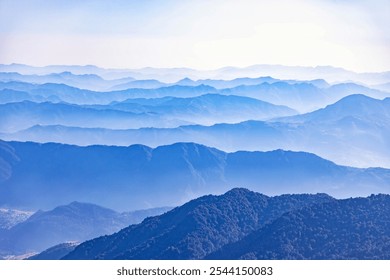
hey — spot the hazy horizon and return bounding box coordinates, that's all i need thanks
[2,62,390,74]
[1,0,389,72]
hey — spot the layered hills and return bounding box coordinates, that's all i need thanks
[1,65,390,260]
[3,94,389,168]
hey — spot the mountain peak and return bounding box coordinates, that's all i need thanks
[224,187,259,197]
[178,77,194,83]
[336,93,377,103]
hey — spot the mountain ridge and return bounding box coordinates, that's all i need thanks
[63,188,335,260]
[1,140,389,211]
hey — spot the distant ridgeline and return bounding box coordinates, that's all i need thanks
[62,188,390,260]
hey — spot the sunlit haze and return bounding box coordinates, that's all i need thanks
[0,0,389,72]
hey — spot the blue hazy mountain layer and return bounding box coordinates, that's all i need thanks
[0,70,330,92]
[109,79,168,90]
[220,82,327,111]
[0,100,189,132]
[62,188,335,260]
[374,82,390,93]
[1,140,389,211]
[0,88,64,104]
[0,71,184,91]
[0,81,218,105]
[0,69,332,93]
[220,81,388,112]
[1,78,387,113]
[0,94,297,132]
[4,94,389,168]
[162,77,328,89]
[208,194,390,260]
[109,93,297,118]
[274,94,390,124]
[0,72,109,91]
[174,76,281,88]
[1,64,389,86]
[0,201,171,257]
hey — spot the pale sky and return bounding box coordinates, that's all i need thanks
[0,0,389,72]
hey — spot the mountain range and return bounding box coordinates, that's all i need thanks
[0,94,297,133]
[0,71,110,91]
[106,93,297,124]
[1,64,390,260]
[1,140,389,211]
[0,81,218,105]
[3,94,388,168]
[2,63,390,85]
[0,100,188,132]
[221,81,388,112]
[0,77,388,112]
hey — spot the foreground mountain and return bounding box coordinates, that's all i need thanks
[208,194,390,259]
[63,189,334,260]
[0,201,170,257]
[1,141,389,211]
